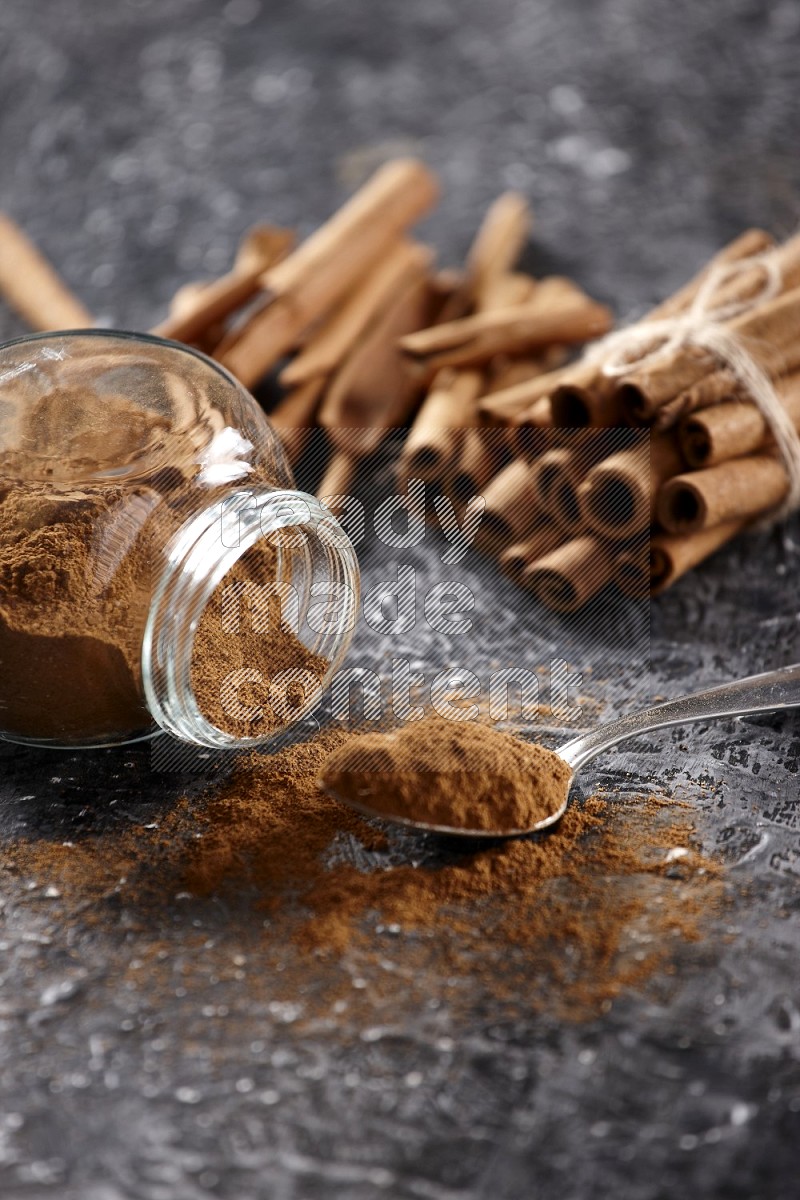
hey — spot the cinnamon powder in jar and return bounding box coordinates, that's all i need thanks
[190,540,329,740]
[0,484,153,740]
[0,384,170,741]
[0,376,327,745]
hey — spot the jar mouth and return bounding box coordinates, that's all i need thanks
[143,487,359,748]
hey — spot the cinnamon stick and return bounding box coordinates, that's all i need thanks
[524,535,614,613]
[163,282,226,352]
[486,357,549,393]
[727,280,800,363]
[548,366,622,427]
[264,157,439,315]
[475,459,539,552]
[474,232,779,428]
[707,227,800,312]
[429,269,472,325]
[553,228,780,427]
[532,434,614,533]
[317,450,359,506]
[478,363,568,423]
[399,279,612,373]
[280,240,429,387]
[478,271,536,311]
[464,192,532,309]
[657,455,788,534]
[217,158,440,387]
[153,225,295,344]
[318,268,435,459]
[234,224,296,274]
[424,193,531,327]
[499,522,563,587]
[430,267,466,301]
[400,266,537,479]
[547,239,771,426]
[582,229,800,427]
[400,368,484,480]
[0,212,93,330]
[549,477,587,536]
[580,434,684,541]
[613,536,651,601]
[541,344,572,373]
[616,348,711,425]
[530,443,591,512]
[482,357,602,426]
[450,428,509,502]
[398,195,534,479]
[652,367,742,431]
[510,398,554,458]
[646,228,776,321]
[679,372,800,468]
[650,521,744,594]
[269,376,327,465]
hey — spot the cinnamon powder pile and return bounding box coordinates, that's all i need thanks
[320,715,572,831]
[2,723,724,1022]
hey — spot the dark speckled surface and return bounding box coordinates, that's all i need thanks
[1,1,800,1196]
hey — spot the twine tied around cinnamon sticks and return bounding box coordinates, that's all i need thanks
[584,245,800,519]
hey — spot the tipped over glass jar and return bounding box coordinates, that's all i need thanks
[0,331,359,748]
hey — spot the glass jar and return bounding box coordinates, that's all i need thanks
[0,331,359,749]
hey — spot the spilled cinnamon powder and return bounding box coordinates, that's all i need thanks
[1,723,725,1022]
[319,714,572,831]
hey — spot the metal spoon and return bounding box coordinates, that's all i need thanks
[323,663,800,838]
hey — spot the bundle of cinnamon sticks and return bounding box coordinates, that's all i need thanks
[0,159,794,611]
[478,224,800,608]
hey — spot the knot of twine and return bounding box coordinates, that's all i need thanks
[585,247,800,521]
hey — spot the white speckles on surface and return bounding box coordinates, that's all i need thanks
[39,978,85,1008]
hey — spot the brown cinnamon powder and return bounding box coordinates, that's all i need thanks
[319,714,572,831]
[190,541,329,739]
[0,482,155,740]
[0,387,326,743]
[1,723,724,1022]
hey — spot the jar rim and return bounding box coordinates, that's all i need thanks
[142,486,359,749]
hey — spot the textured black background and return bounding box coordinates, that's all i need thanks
[1,1,800,1197]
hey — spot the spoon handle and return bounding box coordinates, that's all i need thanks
[558,662,800,772]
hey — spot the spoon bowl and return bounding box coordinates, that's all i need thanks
[318,779,562,839]
[322,663,800,836]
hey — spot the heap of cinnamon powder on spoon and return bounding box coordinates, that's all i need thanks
[320,714,572,833]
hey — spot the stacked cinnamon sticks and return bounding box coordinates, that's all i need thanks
[0,159,609,505]
[0,158,795,610]
[479,225,800,607]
